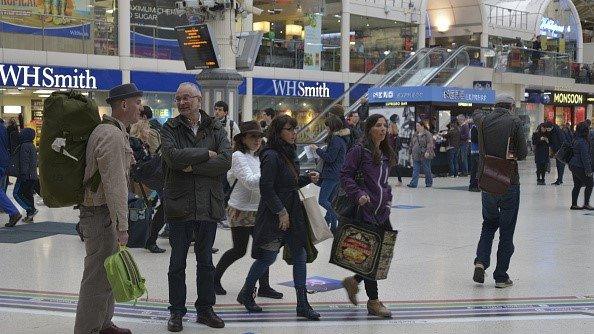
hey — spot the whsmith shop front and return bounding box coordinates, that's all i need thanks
[525,90,593,127]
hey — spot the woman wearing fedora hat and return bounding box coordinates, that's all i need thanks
[213,121,283,299]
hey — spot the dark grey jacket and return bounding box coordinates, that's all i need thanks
[161,111,232,223]
[473,108,528,185]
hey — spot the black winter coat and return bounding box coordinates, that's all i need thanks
[161,111,232,223]
[532,132,550,165]
[252,146,311,259]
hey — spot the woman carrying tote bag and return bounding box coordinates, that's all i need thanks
[214,121,283,299]
[237,115,321,320]
[340,114,396,318]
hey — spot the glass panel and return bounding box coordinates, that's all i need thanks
[0,0,117,55]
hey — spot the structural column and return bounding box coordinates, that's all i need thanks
[118,0,131,84]
[417,10,426,50]
[341,0,351,107]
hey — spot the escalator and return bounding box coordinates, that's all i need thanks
[295,46,497,168]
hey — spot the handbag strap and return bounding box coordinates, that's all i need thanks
[281,154,300,184]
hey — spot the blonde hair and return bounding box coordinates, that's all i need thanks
[130,119,151,144]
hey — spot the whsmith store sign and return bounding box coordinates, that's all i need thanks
[0,64,121,90]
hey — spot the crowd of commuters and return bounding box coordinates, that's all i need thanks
[4,79,585,333]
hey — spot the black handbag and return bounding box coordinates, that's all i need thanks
[332,147,364,223]
[555,142,573,164]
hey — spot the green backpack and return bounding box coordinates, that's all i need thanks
[104,246,147,303]
[39,91,101,207]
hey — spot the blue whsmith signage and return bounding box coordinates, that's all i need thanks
[368,86,495,105]
[0,64,121,90]
[252,78,344,99]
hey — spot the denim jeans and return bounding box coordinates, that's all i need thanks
[447,148,459,176]
[244,234,307,290]
[469,154,479,188]
[13,178,35,214]
[318,178,339,231]
[459,142,469,174]
[168,220,218,316]
[409,159,433,187]
[555,158,566,183]
[0,169,19,216]
[475,185,520,283]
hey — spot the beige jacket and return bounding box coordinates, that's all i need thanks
[82,115,133,231]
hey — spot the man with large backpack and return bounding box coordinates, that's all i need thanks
[74,83,143,334]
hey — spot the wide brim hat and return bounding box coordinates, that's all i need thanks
[234,120,263,141]
[106,83,143,104]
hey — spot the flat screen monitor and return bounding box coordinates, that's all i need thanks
[175,24,221,70]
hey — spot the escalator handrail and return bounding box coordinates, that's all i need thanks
[419,45,495,86]
[295,53,395,138]
[296,48,434,144]
[387,47,449,87]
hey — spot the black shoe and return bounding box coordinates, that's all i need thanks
[495,279,514,289]
[214,280,227,295]
[167,314,183,332]
[257,286,284,299]
[473,264,485,284]
[296,287,320,320]
[552,181,563,185]
[211,248,219,254]
[146,244,166,253]
[570,205,584,210]
[237,287,262,312]
[5,213,22,227]
[196,308,225,328]
[583,205,594,211]
[406,184,417,188]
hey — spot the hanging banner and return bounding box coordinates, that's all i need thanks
[0,0,98,39]
[303,13,322,71]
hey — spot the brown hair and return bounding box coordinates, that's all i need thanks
[364,114,396,167]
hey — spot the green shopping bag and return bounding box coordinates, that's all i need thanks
[104,246,147,303]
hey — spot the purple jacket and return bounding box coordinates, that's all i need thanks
[340,143,392,224]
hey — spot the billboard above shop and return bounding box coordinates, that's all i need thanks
[368,86,495,106]
[252,78,344,99]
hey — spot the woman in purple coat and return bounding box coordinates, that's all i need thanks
[340,114,396,318]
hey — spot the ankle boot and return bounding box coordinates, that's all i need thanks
[237,286,262,313]
[257,275,283,299]
[295,286,320,320]
[367,299,392,318]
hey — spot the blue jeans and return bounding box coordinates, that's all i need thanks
[168,220,218,315]
[447,148,459,176]
[244,234,307,290]
[475,185,520,283]
[318,178,339,231]
[459,142,469,174]
[409,159,433,187]
[13,178,34,214]
[0,169,19,216]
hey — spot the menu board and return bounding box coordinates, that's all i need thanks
[30,99,44,147]
[175,24,220,70]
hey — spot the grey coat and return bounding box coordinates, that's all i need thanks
[161,111,232,223]
[411,131,434,161]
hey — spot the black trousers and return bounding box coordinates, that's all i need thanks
[214,226,271,287]
[168,221,217,316]
[469,153,479,188]
[354,275,378,300]
[146,204,165,247]
[536,163,547,182]
[571,167,593,206]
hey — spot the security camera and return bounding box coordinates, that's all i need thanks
[175,0,214,9]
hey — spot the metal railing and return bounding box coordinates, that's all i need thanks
[421,46,498,86]
[486,4,529,31]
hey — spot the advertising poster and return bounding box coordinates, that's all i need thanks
[303,13,322,71]
[130,0,188,59]
[0,0,95,38]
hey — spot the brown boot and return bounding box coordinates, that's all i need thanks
[367,299,391,318]
[342,276,359,305]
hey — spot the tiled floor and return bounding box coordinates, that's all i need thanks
[0,161,593,333]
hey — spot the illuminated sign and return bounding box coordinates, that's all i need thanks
[176,24,221,70]
[458,102,473,107]
[540,17,570,38]
[386,101,408,107]
[0,63,120,90]
[551,91,585,105]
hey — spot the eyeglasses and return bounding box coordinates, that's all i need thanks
[175,95,202,103]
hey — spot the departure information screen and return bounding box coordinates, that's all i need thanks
[175,24,220,70]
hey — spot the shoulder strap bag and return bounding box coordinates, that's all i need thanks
[478,120,515,195]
